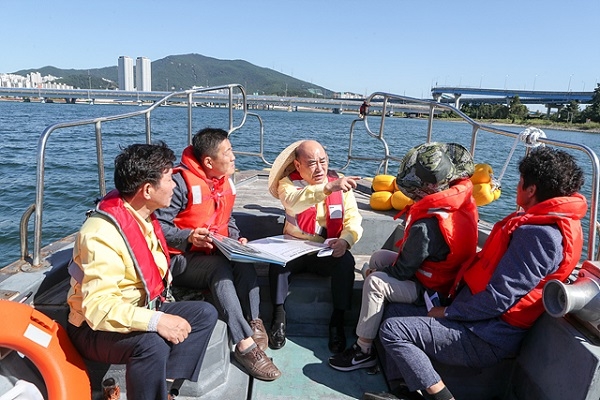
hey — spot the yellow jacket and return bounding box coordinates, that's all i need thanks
[277,176,363,247]
[67,202,169,333]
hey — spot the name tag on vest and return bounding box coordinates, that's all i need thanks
[191,185,202,204]
[329,204,343,219]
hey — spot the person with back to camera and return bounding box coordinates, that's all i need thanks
[363,146,587,400]
[67,142,218,400]
[329,142,478,372]
[267,139,363,353]
[155,127,281,381]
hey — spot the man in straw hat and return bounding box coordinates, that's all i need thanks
[329,142,479,374]
[156,128,281,382]
[267,140,363,353]
[364,146,586,400]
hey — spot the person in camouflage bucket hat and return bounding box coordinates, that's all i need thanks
[328,141,479,376]
[396,142,474,201]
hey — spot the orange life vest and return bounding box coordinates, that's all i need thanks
[459,193,587,329]
[287,170,343,239]
[171,146,236,254]
[396,178,478,296]
[96,189,170,304]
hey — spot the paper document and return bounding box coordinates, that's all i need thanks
[210,234,328,266]
[424,291,440,312]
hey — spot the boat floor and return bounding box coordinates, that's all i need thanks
[251,335,387,400]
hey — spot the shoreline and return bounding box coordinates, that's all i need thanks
[487,121,600,134]
[441,117,600,134]
[2,97,598,133]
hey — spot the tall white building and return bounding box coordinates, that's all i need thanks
[136,57,152,91]
[118,56,134,91]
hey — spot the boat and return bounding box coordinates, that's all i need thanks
[1,84,599,400]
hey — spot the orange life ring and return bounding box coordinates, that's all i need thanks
[0,300,91,400]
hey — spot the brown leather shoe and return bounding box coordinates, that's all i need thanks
[234,345,282,381]
[249,318,269,351]
[102,378,120,400]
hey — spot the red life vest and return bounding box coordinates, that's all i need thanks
[396,178,478,296]
[459,193,587,329]
[170,146,236,254]
[96,189,170,303]
[287,170,344,239]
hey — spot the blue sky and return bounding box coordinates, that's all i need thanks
[2,0,598,99]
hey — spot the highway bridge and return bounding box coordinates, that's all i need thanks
[431,86,595,114]
[0,87,437,116]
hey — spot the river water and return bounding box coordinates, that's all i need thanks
[1,100,599,265]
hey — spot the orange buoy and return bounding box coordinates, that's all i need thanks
[0,300,91,400]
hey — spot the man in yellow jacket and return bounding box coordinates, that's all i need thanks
[67,142,218,400]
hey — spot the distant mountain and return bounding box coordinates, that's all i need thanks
[13,53,333,97]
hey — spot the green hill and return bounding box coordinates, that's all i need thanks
[13,53,333,97]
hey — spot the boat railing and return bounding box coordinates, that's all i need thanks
[20,87,600,265]
[342,91,599,261]
[23,84,267,267]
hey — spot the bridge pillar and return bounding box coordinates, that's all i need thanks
[453,94,461,109]
[545,104,564,117]
[432,93,442,102]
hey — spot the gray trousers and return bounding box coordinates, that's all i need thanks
[171,252,259,344]
[379,303,509,392]
[356,249,420,340]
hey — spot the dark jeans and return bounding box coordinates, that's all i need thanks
[171,252,259,344]
[68,301,217,400]
[379,303,509,392]
[269,250,355,314]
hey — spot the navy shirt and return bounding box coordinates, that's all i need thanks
[446,224,564,354]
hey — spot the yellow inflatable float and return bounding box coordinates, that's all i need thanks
[370,190,394,211]
[371,174,396,192]
[391,190,414,210]
[470,163,501,206]
[371,164,501,210]
[369,175,414,211]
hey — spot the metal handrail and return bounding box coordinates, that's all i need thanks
[21,87,600,264]
[25,84,255,266]
[340,91,599,261]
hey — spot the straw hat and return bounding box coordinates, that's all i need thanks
[396,142,474,201]
[268,140,306,198]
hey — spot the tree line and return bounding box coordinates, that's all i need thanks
[453,84,600,124]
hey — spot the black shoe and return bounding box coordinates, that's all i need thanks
[328,325,346,354]
[362,393,400,400]
[363,390,424,400]
[329,342,377,371]
[269,322,286,349]
[363,386,425,400]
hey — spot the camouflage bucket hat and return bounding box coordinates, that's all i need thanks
[396,142,474,201]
